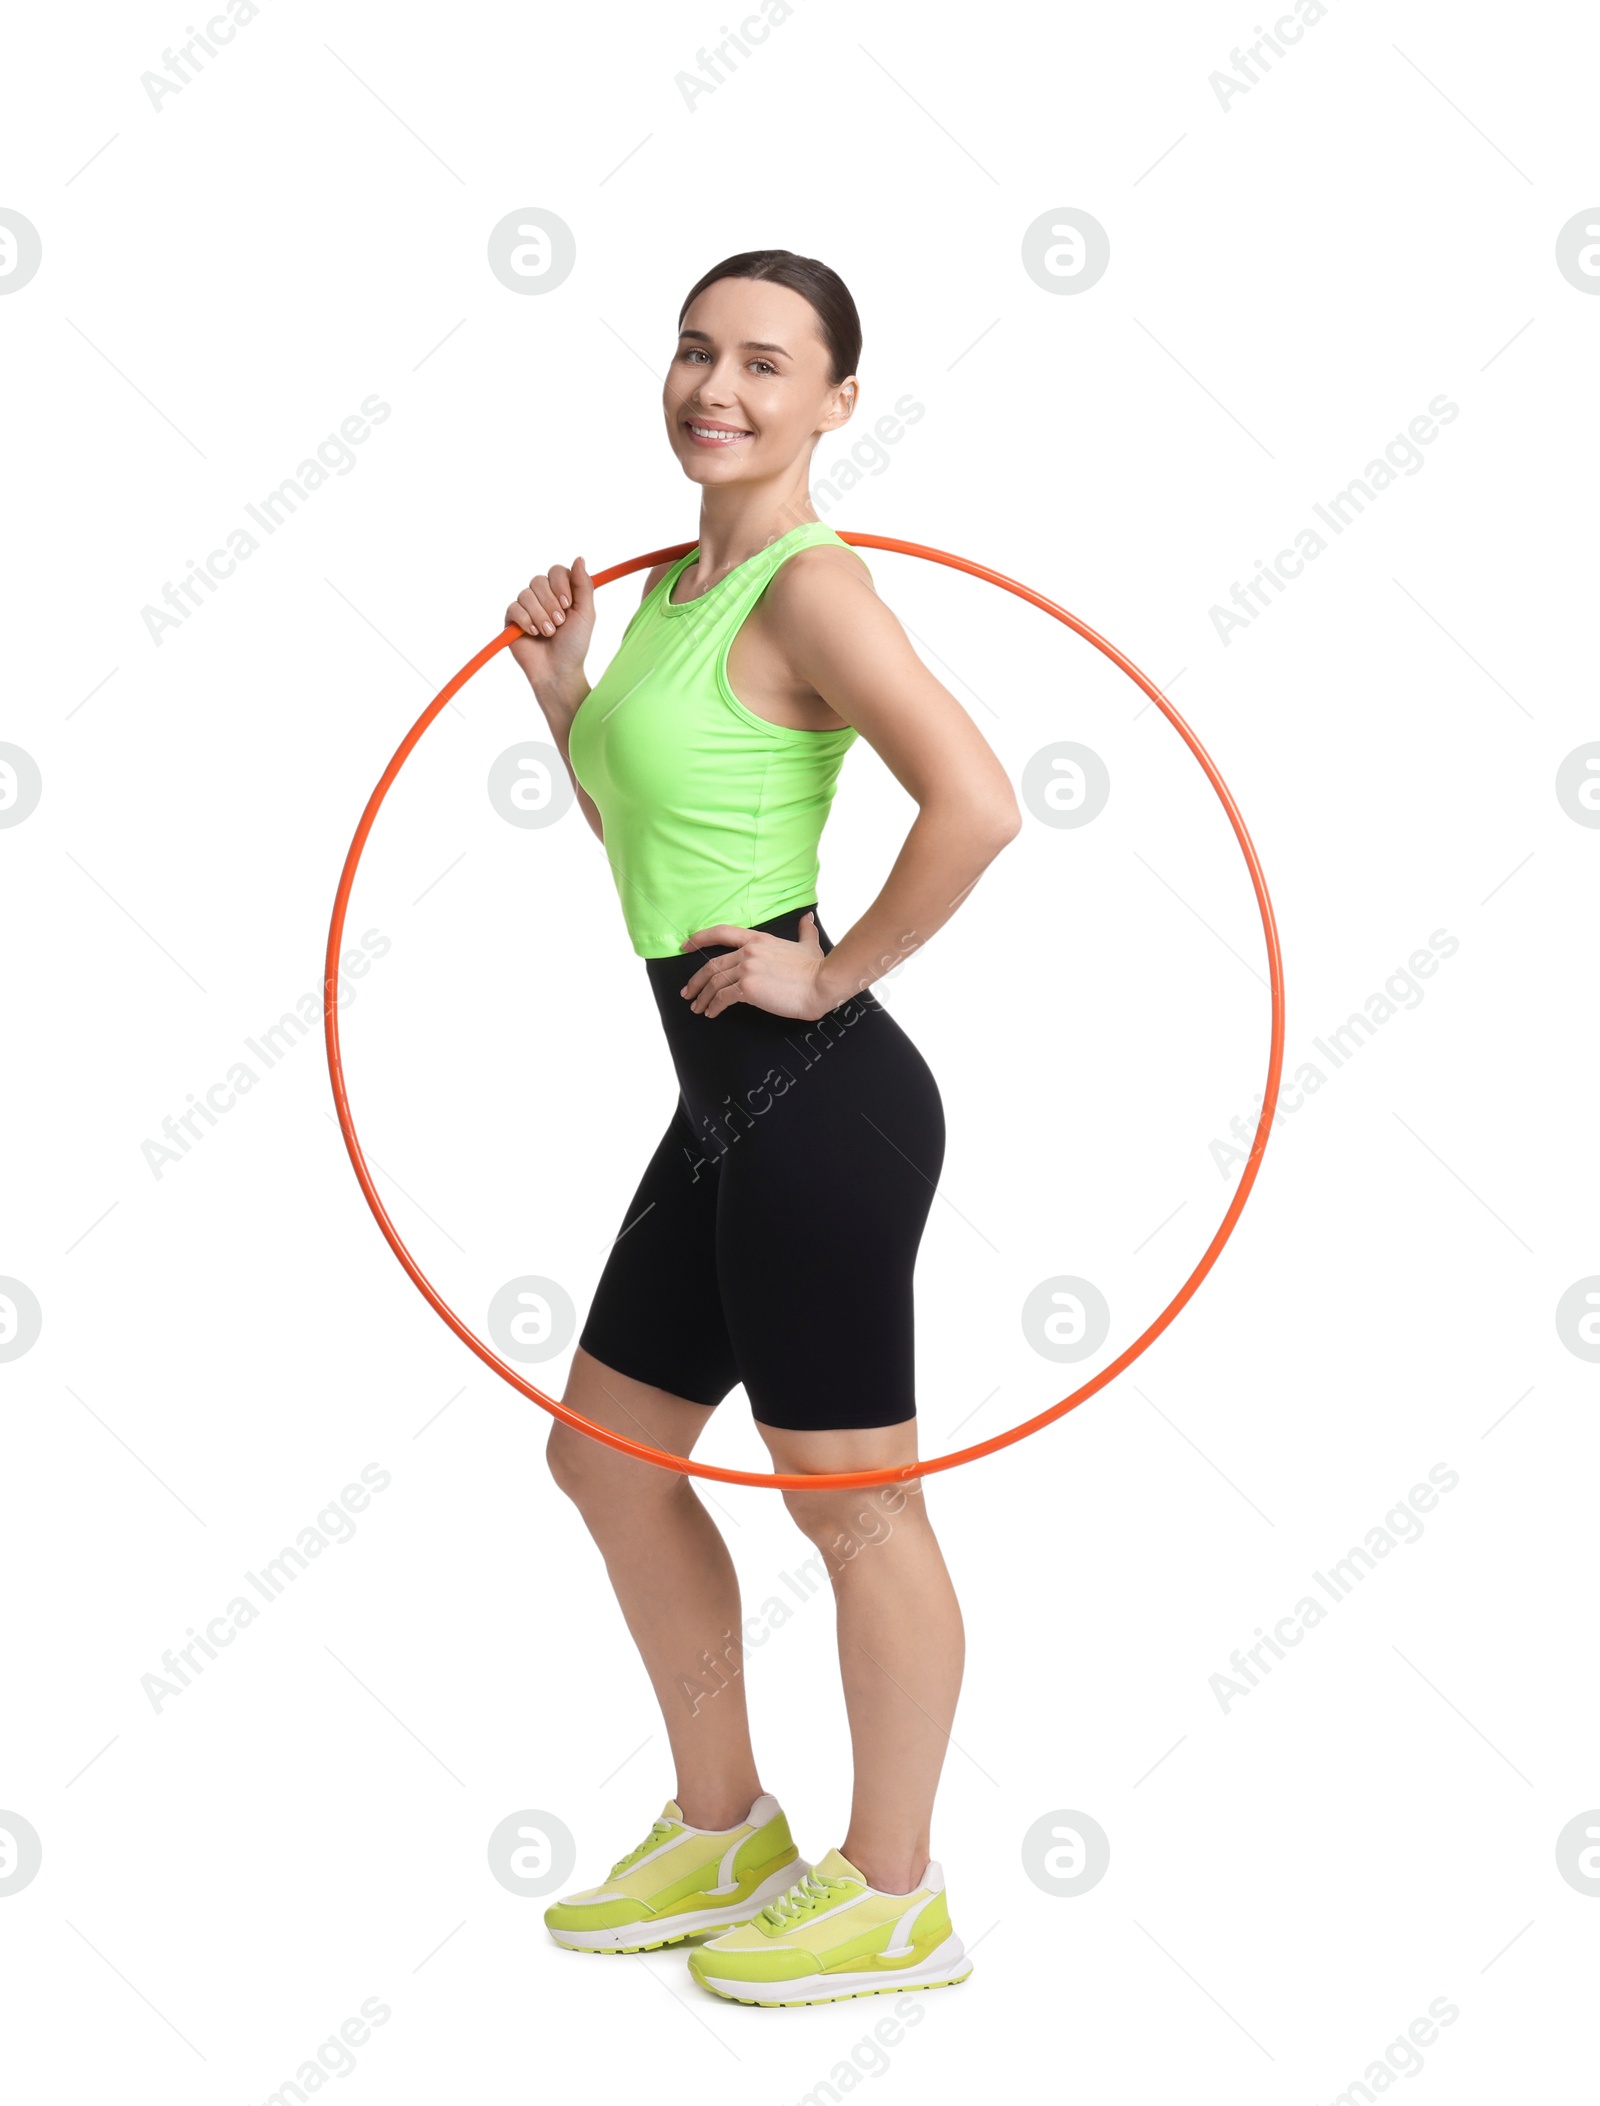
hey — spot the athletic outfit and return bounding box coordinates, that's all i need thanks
[552,523,973,2001]
[566,520,945,1433]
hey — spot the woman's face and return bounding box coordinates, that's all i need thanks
[664,276,855,491]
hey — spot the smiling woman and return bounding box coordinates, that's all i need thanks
[501,248,1019,2006]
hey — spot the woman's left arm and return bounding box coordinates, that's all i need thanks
[680,549,1022,1021]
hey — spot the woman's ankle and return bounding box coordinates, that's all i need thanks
[676,1783,765,1830]
[840,1834,930,1895]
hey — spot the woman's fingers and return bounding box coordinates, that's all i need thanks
[513,591,549,638]
[698,973,744,1018]
[504,559,596,685]
[518,579,566,635]
[683,958,743,1011]
[678,926,755,1006]
[682,924,754,952]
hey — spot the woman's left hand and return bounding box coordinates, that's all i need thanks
[679,912,840,1021]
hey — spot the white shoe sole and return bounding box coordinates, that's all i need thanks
[546,1859,811,1953]
[692,1931,973,2005]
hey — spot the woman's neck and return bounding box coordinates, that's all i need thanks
[690,483,821,590]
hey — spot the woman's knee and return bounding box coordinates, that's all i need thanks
[781,1480,922,1564]
[545,1421,592,1504]
[546,1418,687,1518]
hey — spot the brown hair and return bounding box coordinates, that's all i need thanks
[677,249,862,387]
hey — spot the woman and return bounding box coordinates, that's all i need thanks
[504,250,1019,2006]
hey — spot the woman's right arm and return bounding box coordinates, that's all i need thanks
[504,556,673,844]
[505,556,602,841]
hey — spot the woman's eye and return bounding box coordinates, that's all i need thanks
[678,350,776,373]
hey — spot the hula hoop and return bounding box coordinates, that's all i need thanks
[324,533,1284,1492]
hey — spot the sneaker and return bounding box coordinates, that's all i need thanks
[686,1846,973,2005]
[544,1793,805,1954]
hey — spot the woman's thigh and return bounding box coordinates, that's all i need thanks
[575,1107,743,1411]
[549,1343,718,1505]
[714,1000,946,1434]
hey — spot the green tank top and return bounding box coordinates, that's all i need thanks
[568,519,866,959]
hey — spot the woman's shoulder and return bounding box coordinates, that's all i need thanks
[771,535,876,601]
[758,535,895,671]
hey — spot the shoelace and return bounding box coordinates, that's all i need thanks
[607,1818,675,1880]
[758,1868,849,1929]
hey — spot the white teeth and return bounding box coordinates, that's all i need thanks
[689,424,749,440]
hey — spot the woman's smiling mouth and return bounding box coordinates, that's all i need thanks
[684,419,753,446]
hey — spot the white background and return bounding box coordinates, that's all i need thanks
[3,1,1597,2099]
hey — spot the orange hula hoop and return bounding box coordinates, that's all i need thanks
[323,533,1285,1492]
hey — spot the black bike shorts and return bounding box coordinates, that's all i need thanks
[576,904,945,1432]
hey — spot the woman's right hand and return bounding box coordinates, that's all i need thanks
[504,556,596,691]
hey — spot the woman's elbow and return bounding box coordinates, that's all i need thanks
[920,784,1021,855]
[977,788,1022,851]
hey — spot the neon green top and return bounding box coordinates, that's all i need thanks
[568,519,866,959]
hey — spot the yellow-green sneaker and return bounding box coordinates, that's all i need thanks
[544,1793,805,1954]
[686,1846,973,2005]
